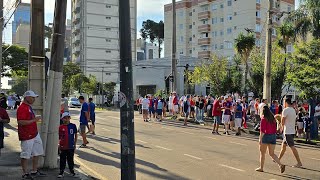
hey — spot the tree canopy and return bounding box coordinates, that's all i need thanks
[2,44,28,77]
[140,20,164,58]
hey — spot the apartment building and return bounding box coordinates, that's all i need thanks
[12,2,30,44]
[15,23,30,52]
[71,0,137,85]
[164,0,295,61]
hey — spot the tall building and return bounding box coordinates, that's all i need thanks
[71,0,137,86]
[136,38,159,61]
[12,2,31,44]
[15,23,30,51]
[164,0,295,61]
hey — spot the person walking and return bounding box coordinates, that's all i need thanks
[212,96,222,135]
[0,105,10,156]
[142,95,150,122]
[256,106,285,173]
[222,96,232,135]
[183,95,191,126]
[278,98,303,168]
[78,96,89,148]
[88,98,96,135]
[17,90,46,179]
[58,112,78,178]
[156,95,164,122]
[234,99,243,136]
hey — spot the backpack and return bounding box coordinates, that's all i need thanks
[183,101,189,112]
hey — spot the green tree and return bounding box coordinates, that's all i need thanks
[248,48,264,98]
[140,20,164,58]
[103,82,117,102]
[287,39,320,98]
[234,32,255,93]
[2,44,28,77]
[228,55,243,94]
[82,75,98,95]
[11,76,28,95]
[286,0,320,40]
[70,73,89,93]
[62,62,82,96]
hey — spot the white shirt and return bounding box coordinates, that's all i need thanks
[141,98,149,110]
[315,105,320,117]
[282,107,296,134]
[169,96,172,105]
[249,101,255,111]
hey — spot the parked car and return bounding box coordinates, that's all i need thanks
[68,97,81,108]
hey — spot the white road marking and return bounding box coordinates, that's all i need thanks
[309,158,320,161]
[74,157,109,180]
[155,145,172,151]
[137,140,147,144]
[219,164,245,172]
[162,127,174,130]
[184,154,202,160]
[101,128,111,131]
[205,136,217,140]
[229,141,247,146]
[180,131,194,135]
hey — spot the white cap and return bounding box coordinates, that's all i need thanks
[23,90,39,98]
[236,99,241,103]
[61,112,71,119]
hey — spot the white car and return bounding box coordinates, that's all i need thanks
[68,97,81,108]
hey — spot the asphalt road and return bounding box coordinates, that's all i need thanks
[69,109,320,180]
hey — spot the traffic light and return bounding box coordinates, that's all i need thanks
[96,83,100,90]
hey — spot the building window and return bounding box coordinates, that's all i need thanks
[189,37,192,41]
[189,25,192,29]
[227,0,232,6]
[220,17,224,23]
[179,24,183,29]
[189,12,192,16]
[234,12,237,16]
[214,44,218,50]
[227,15,232,21]
[256,0,260,3]
[106,28,111,30]
[202,20,208,24]
[193,47,195,50]
[287,44,292,52]
[193,9,195,12]
[180,36,184,42]
[189,49,192,54]
[105,73,111,75]
[105,39,111,42]
[105,50,111,53]
[220,30,224,36]
[255,39,261,46]
[202,5,209,11]
[193,34,195,38]
[234,26,237,30]
[212,17,217,24]
[220,43,224,49]
[180,50,184,55]
[202,33,209,38]
[106,5,111,8]
[255,24,261,32]
[288,6,292,12]
[105,61,111,64]
[212,4,218,11]
[256,11,261,18]
[212,31,218,37]
[227,28,232,34]
[106,17,111,19]
[193,22,195,25]
[226,42,233,49]
[178,11,184,16]
[220,4,224,8]
[272,28,277,36]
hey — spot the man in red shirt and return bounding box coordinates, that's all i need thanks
[0,106,10,156]
[17,90,45,179]
[212,97,223,135]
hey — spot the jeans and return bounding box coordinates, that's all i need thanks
[60,149,75,173]
[195,107,200,120]
[199,109,204,121]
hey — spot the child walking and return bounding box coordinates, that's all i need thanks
[58,112,78,178]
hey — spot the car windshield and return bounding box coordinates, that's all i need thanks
[70,98,78,101]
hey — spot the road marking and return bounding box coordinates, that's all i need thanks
[205,136,217,140]
[184,154,202,160]
[180,131,194,135]
[162,127,174,130]
[155,145,172,151]
[229,141,247,146]
[74,157,108,180]
[219,164,245,172]
[309,158,320,161]
[101,128,111,131]
[137,140,147,144]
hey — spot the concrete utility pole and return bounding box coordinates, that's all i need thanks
[29,0,45,121]
[43,0,67,168]
[119,0,136,179]
[171,0,177,93]
[0,0,3,91]
[263,0,273,104]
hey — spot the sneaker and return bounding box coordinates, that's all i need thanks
[30,170,46,177]
[57,172,64,178]
[211,131,216,134]
[22,173,33,180]
[216,132,221,135]
[235,133,240,136]
[226,132,230,135]
[79,144,87,148]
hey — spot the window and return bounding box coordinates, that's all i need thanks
[193,9,195,12]
[193,34,195,38]
[220,4,224,8]
[105,61,111,64]
[272,28,277,36]
[220,17,224,23]
[256,0,260,3]
[227,0,232,6]
[227,15,232,21]
[189,25,192,29]
[203,20,208,24]
[212,18,217,24]
[255,24,261,32]
[212,31,218,37]
[189,12,192,16]
[180,36,184,42]
[179,24,183,29]
[189,37,192,41]
[227,28,232,34]
[226,42,233,49]
[193,47,195,50]
[220,43,224,49]
[220,30,224,36]
[234,12,237,16]
[105,39,111,42]
[106,28,111,30]
[178,11,184,16]
[105,50,111,53]
[202,5,209,11]
[212,4,218,10]
[105,73,111,75]
[256,11,261,18]
[214,44,218,50]
[106,5,111,8]
[234,26,237,30]
[193,22,195,25]
[287,6,292,12]
[287,44,293,52]
[106,17,111,19]
[180,51,184,55]
[189,49,192,54]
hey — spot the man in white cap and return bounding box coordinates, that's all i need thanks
[17,90,46,179]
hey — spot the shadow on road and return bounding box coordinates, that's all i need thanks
[264,171,313,180]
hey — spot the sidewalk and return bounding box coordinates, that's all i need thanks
[0,115,93,180]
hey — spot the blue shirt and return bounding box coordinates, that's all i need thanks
[235,104,243,118]
[157,100,163,109]
[59,123,77,150]
[89,102,95,119]
[80,102,88,125]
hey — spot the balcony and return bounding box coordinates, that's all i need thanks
[198,24,211,32]
[198,0,213,5]
[198,38,211,45]
[198,50,211,59]
[198,11,210,20]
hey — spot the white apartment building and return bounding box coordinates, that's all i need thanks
[164,0,295,61]
[71,0,137,85]
[15,23,30,52]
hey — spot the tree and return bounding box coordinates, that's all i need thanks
[248,48,264,98]
[2,44,28,77]
[140,20,164,58]
[82,75,98,95]
[70,73,89,93]
[286,0,320,40]
[103,82,117,102]
[11,76,28,95]
[62,62,82,96]
[234,32,256,93]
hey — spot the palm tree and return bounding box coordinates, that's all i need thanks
[234,32,255,94]
[286,0,320,40]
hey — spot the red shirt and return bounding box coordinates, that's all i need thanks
[212,100,222,116]
[260,117,277,134]
[17,103,38,141]
[173,96,178,105]
[190,100,195,106]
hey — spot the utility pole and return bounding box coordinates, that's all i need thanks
[119,0,136,179]
[171,0,177,93]
[263,0,273,104]
[0,0,3,91]
[43,0,67,168]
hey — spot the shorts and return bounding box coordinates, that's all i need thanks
[297,122,304,129]
[184,111,189,117]
[90,116,96,125]
[168,104,172,111]
[79,124,87,134]
[156,109,163,115]
[20,133,44,159]
[149,108,155,114]
[174,105,179,113]
[262,134,277,144]
[222,114,230,123]
[230,114,235,121]
[213,116,221,125]
[190,106,195,112]
[235,118,242,128]
[142,109,148,115]
[283,134,295,147]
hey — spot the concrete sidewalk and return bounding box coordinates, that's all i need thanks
[0,115,93,180]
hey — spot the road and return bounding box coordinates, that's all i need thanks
[70,109,320,180]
